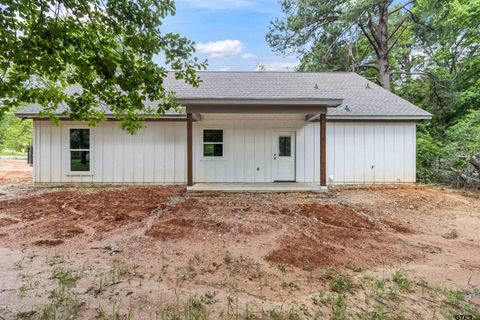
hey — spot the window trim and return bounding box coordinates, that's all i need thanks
[201,128,224,159]
[68,127,92,175]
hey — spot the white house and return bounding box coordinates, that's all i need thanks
[16,71,431,190]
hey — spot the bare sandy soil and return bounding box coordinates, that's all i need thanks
[0,159,31,184]
[0,167,479,318]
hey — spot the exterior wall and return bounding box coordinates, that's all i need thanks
[193,115,305,183]
[33,117,416,184]
[33,120,186,183]
[195,117,416,184]
[325,122,416,184]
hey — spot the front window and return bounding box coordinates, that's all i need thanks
[70,129,90,172]
[279,136,291,157]
[203,129,223,157]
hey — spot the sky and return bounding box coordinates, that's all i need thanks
[155,0,299,71]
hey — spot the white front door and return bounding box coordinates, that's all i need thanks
[272,131,295,181]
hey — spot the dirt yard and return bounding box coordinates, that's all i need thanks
[0,159,31,184]
[0,164,479,318]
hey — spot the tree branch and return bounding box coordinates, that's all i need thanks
[366,11,382,48]
[469,157,480,172]
[359,22,380,57]
[387,13,409,42]
[359,64,380,71]
[388,0,416,15]
[387,24,408,54]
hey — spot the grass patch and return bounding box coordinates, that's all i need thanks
[223,251,233,265]
[331,294,348,320]
[441,288,480,319]
[18,261,480,319]
[0,151,27,157]
[35,266,85,319]
[329,273,356,294]
[391,268,411,292]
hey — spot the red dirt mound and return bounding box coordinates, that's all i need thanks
[51,223,85,239]
[33,239,64,246]
[293,203,379,230]
[146,217,230,240]
[0,187,184,242]
[266,230,417,269]
[146,198,231,240]
[0,217,20,227]
[268,202,411,233]
[264,202,415,268]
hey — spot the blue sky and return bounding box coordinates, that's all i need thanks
[156,0,299,71]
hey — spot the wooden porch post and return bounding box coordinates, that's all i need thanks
[187,113,193,186]
[320,113,327,186]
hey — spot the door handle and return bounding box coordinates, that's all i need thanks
[274,153,277,160]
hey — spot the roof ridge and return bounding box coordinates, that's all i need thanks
[167,70,356,74]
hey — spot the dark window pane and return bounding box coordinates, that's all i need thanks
[71,151,90,171]
[70,129,90,149]
[203,144,223,157]
[279,136,291,157]
[203,130,223,143]
[204,144,214,157]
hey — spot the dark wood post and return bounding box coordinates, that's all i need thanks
[320,113,326,186]
[187,113,193,186]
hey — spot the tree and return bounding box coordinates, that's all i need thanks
[297,25,376,74]
[0,112,32,152]
[416,122,442,182]
[397,0,480,130]
[267,0,417,90]
[445,110,480,170]
[401,0,480,184]
[0,0,206,133]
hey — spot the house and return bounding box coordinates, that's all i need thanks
[16,71,431,190]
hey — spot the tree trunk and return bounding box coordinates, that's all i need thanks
[469,157,480,171]
[461,174,480,188]
[377,52,391,90]
[402,44,413,82]
[376,2,391,91]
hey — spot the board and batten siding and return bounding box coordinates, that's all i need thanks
[323,122,416,184]
[33,120,186,183]
[33,118,416,184]
[193,116,306,183]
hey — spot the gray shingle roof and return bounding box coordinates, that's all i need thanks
[16,71,431,119]
[165,71,430,118]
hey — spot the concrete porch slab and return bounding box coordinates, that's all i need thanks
[187,183,327,193]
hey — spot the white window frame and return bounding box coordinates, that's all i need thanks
[202,128,224,159]
[68,127,92,175]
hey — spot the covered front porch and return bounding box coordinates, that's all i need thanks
[182,97,343,191]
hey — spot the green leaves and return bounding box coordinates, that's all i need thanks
[0,112,32,152]
[445,110,480,163]
[416,123,443,182]
[0,0,207,134]
[267,0,415,89]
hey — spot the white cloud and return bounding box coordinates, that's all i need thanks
[256,61,298,71]
[196,40,244,58]
[242,53,256,60]
[219,67,231,71]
